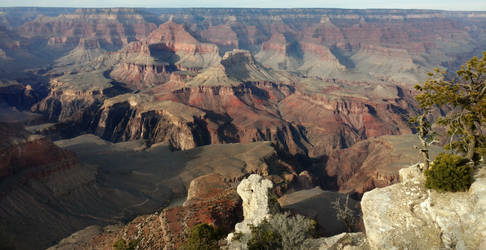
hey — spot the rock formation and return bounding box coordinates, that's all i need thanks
[362,164,486,249]
[237,175,275,227]
[302,232,369,250]
[227,174,275,249]
[93,96,209,150]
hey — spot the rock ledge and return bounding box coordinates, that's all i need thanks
[362,164,486,249]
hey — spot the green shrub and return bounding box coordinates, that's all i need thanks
[248,220,282,250]
[113,238,139,250]
[180,223,222,250]
[113,239,127,250]
[425,153,473,192]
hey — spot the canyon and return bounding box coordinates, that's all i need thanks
[0,7,485,249]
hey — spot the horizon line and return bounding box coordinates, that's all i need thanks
[1,6,486,12]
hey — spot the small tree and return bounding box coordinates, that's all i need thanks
[332,194,356,232]
[414,52,486,164]
[410,110,436,170]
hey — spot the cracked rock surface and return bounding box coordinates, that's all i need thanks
[362,164,486,250]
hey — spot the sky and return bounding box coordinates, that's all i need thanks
[1,0,485,11]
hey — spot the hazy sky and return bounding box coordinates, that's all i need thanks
[1,0,485,11]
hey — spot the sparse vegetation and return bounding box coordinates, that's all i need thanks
[247,212,316,250]
[113,238,139,250]
[268,212,317,250]
[248,220,282,250]
[425,153,473,192]
[180,223,222,250]
[332,194,357,232]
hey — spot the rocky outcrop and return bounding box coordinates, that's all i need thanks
[110,62,174,89]
[31,72,117,122]
[147,20,220,69]
[220,49,290,83]
[361,164,486,249]
[303,232,369,250]
[93,95,209,150]
[226,174,366,250]
[237,174,275,228]
[227,174,275,249]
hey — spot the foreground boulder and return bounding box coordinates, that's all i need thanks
[362,164,486,249]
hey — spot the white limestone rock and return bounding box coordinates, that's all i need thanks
[362,164,486,250]
[237,174,274,226]
[227,174,274,249]
[303,232,369,250]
